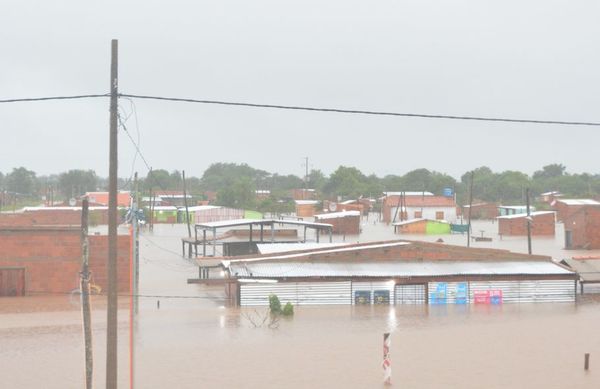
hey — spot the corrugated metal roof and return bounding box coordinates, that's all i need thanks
[257,243,347,254]
[195,218,333,230]
[392,218,450,226]
[496,211,555,220]
[561,258,600,282]
[228,260,574,279]
[556,199,600,206]
[314,210,360,219]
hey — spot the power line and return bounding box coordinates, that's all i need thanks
[120,93,600,127]
[0,94,108,103]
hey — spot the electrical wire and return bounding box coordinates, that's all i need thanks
[119,93,600,127]
[1,92,599,127]
[0,94,108,103]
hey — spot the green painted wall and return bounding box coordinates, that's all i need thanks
[244,210,263,219]
[425,221,451,234]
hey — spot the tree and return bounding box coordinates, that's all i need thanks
[323,166,369,198]
[533,164,566,179]
[58,169,98,199]
[216,177,256,209]
[5,167,37,196]
[307,169,328,193]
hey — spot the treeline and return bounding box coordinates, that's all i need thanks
[2,163,600,209]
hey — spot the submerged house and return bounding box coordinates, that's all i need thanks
[551,199,600,222]
[393,218,451,235]
[314,210,361,235]
[382,194,457,223]
[208,240,576,306]
[497,211,556,236]
[563,205,600,249]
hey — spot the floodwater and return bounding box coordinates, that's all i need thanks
[2,220,600,388]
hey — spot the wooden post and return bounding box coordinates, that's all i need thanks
[80,199,93,389]
[585,353,590,370]
[106,38,119,389]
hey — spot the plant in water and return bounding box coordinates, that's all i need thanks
[282,302,294,316]
[269,294,282,314]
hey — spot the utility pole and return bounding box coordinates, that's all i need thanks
[133,173,139,314]
[467,171,474,247]
[526,187,532,255]
[80,198,93,389]
[302,157,309,200]
[106,38,119,389]
[183,170,192,238]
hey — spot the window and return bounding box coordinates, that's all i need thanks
[414,211,422,218]
[435,211,444,220]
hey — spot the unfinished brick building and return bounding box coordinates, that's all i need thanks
[497,211,556,236]
[563,205,600,249]
[0,213,130,296]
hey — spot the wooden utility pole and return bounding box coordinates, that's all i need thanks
[526,187,532,255]
[183,170,192,238]
[467,171,474,247]
[133,173,139,313]
[106,38,119,389]
[80,198,94,389]
[304,157,309,200]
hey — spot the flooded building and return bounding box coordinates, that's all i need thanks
[497,205,535,216]
[382,194,457,223]
[295,200,319,217]
[462,202,498,219]
[314,210,361,235]
[84,190,131,207]
[562,205,600,249]
[0,213,130,296]
[551,198,600,222]
[214,240,576,306]
[560,257,600,294]
[150,206,179,223]
[497,211,556,236]
[393,218,451,234]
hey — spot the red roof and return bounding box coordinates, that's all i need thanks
[85,191,131,207]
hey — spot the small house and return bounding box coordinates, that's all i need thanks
[462,202,498,219]
[314,210,361,235]
[498,205,536,217]
[393,218,451,234]
[295,200,319,217]
[563,205,600,249]
[497,211,556,236]
[383,194,457,223]
[551,199,600,222]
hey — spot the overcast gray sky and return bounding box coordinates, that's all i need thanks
[2,0,599,180]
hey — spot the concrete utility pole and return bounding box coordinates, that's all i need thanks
[107,38,119,389]
[183,170,192,238]
[133,172,139,314]
[304,157,309,200]
[80,198,93,389]
[467,171,474,247]
[526,187,532,255]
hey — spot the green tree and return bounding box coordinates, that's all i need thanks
[323,166,368,198]
[5,167,37,196]
[216,177,256,209]
[58,169,98,198]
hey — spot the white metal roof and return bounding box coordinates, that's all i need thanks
[185,205,222,212]
[223,241,412,265]
[496,211,555,220]
[392,218,451,226]
[23,206,109,211]
[196,218,333,230]
[295,200,319,205]
[257,242,347,254]
[384,191,434,196]
[228,260,573,279]
[151,206,178,211]
[556,199,600,206]
[314,210,360,219]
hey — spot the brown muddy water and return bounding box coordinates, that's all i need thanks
[2,221,600,388]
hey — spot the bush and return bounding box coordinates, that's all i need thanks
[269,294,281,314]
[282,302,294,316]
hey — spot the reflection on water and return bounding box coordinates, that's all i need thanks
[1,223,600,388]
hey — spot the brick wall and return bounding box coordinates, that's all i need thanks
[564,206,600,249]
[0,209,109,227]
[314,215,360,235]
[0,227,130,295]
[498,213,555,236]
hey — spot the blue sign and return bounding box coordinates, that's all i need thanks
[443,187,454,197]
[430,282,447,305]
[456,282,467,304]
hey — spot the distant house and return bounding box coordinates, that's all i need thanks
[382,194,457,223]
[149,206,179,224]
[255,190,271,201]
[563,205,600,249]
[497,211,556,236]
[295,200,319,217]
[462,202,498,220]
[497,205,535,217]
[314,210,361,235]
[551,199,600,222]
[539,191,564,204]
[393,218,451,235]
[85,191,131,207]
[291,188,317,201]
[154,190,192,207]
